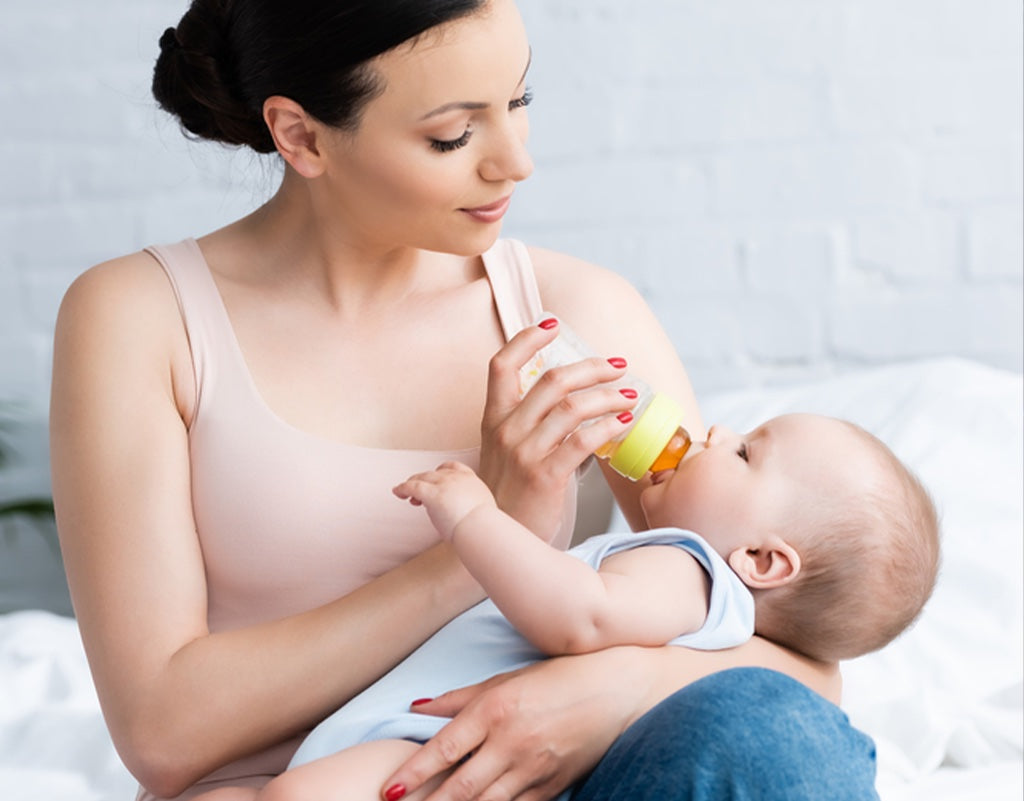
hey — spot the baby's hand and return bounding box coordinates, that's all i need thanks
[393,461,498,540]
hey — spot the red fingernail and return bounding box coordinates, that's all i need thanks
[607,357,627,369]
[410,697,433,707]
[617,411,634,424]
[619,388,638,399]
[385,784,407,801]
[539,318,559,330]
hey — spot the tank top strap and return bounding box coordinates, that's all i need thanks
[481,239,544,341]
[144,238,236,419]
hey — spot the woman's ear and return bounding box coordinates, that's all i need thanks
[263,96,326,178]
[728,537,801,589]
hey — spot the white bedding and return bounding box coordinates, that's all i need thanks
[1,358,1021,800]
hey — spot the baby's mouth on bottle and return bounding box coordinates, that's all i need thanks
[649,469,673,484]
[648,441,706,483]
[684,440,707,459]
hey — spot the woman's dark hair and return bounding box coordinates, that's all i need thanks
[153,0,486,153]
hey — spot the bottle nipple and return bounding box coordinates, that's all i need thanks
[647,428,693,473]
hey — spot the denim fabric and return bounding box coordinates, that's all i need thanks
[571,667,879,801]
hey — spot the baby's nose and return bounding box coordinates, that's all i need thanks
[706,424,736,445]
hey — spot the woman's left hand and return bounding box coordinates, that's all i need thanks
[379,648,646,801]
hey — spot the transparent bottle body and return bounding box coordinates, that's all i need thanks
[520,316,692,480]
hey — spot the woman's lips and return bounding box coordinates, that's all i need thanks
[460,195,512,223]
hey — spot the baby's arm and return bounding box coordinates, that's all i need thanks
[393,462,710,655]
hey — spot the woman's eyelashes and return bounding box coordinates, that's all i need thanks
[430,129,473,153]
[509,88,533,110]
[428,89,533,153]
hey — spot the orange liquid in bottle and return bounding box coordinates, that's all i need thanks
[647,429,693,473]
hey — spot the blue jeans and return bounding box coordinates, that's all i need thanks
[571,667,879,801]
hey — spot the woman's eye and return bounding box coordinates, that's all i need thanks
[737,444,749,462]
[509,88,533,110]
[430,129,472,153]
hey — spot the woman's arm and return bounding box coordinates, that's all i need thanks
[50,256,483,798]
[381,640,840,801]
[531,247,707,531]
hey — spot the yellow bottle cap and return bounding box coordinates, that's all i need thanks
[608,393,686,480]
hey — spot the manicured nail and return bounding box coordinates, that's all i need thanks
[617,411,634,424]
[619,388,638,399]
[608,357,627,369]
[384,784,407,801]
[410,697,433,707]
[539,318,559,330]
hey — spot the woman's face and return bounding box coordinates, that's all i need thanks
[319,0,534,256]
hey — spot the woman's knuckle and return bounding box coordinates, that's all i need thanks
[480,786,514,801]
[448,771,479,800]
[555,394,583,418]
[506,447,534,475]
[537,368,568,393]
[487,356,508,381]
[484,693,519,726]
[435,734,464,767]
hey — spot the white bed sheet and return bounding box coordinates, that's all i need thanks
[1,358,1021,800]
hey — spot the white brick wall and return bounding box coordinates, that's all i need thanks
[1,0,1020,407]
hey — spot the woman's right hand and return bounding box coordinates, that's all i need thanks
[477,320,636,540]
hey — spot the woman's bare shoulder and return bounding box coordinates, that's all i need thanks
[528,245,641,305]
[55,249,192,413]
[526,245,652,334]
[58,250,180,334]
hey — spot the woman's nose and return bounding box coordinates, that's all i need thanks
[479,119,534,183]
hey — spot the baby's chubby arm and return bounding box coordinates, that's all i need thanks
[393,462,710,655]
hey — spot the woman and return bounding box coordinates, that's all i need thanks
[49,1,877,799]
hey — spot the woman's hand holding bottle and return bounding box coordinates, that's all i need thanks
[477,319,636,540]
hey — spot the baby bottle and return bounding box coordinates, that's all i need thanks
[519,315,693,481]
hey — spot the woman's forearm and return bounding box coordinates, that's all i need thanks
[629,638,842,724]
[121,543,483,796]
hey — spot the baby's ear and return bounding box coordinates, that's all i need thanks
[728,537,801,589]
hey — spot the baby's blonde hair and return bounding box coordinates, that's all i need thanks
[754,422,940,662]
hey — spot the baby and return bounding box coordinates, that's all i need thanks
[260,412,940,801]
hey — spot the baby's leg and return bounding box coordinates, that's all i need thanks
[256,739,445,801]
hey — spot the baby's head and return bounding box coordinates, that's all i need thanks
[640,413,940,662]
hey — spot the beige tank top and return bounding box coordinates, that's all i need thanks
[135,238,577,800]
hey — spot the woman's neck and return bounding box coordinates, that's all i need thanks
[213,168,470,319]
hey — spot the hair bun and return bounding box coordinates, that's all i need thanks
[151,9,276,153]
[159,27,182,55]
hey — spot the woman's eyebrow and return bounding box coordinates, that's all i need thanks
[420,100,489,120]
[419,48,532,121]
